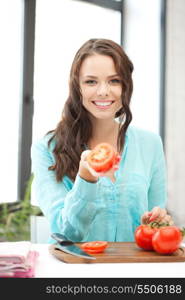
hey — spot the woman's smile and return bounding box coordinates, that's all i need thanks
[92,100,115,109]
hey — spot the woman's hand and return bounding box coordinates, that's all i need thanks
[141,206,174,225]
[79,150,120,182]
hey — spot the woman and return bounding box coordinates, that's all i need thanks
[31,38,173,243]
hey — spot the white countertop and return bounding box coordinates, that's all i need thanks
[32,243,185,278]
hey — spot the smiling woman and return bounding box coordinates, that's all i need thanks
[31,38,172,244]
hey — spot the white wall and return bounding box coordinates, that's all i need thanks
[123,0,161,134]
[165,0,185,226]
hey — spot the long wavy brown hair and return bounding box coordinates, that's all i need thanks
[47,38,134,182]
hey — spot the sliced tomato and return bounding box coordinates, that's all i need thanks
[81,248,106,254]
[86,143,118,173]
[81,241,108,254]
[81,241,108,250]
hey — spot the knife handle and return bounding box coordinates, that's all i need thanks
[51,233,74,246]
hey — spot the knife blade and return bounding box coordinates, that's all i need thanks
[51,233,96,260]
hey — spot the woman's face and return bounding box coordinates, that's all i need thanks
[79,54,122,121]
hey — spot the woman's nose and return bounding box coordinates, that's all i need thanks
[96,82,110,97]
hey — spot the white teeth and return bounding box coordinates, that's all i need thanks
[94,101,113,106]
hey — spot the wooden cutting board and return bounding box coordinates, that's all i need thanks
[49,242,185,264]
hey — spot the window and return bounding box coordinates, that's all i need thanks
[0,0,24,203]
[123,0,162,134]
[32,0,121,143]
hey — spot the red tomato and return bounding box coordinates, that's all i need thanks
[135,225,158,250]
[152,226,183,254]
[87,143,119,172]
[81,248,106,254]
[81,241,108,254]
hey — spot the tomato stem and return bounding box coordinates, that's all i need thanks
[180,227,185,238]
[149,221,170,228]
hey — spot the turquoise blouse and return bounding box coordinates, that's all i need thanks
[31,125,167,243]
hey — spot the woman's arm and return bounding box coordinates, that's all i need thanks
[31,139,103,242]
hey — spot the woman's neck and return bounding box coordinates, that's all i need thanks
[88,119,119,149]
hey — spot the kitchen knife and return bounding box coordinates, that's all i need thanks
[51,233,96,260]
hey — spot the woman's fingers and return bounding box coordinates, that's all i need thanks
[142,206,174,225]
[148,207,166,222]
[112,164,119,171]
[80,150,104,177]
[85,161,103,178]
[163,214,174,225]
[80,150,91,161]
[115,154,121,164]
[80,150,121,179]
[141,211,152,224]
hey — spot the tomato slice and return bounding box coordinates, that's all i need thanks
[82,248,106,254]
[81,241,108,250]
[81,241,108,254]
[86,143,117,172]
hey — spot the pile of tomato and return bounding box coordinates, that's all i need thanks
[135,223,185,254]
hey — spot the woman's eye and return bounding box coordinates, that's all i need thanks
[110,79,121,84]
[85,80,97,85]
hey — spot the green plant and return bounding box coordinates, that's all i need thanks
[0,174,42,241]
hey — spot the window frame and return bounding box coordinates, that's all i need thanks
[17,0,36,202]
[73,0,122,11]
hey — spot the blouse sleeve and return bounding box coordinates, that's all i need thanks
[147,135,167,211]
[31,139,103,242]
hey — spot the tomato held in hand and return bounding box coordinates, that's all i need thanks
[86,143,120,173]
[152,226,184,254]
[81,241,108,254]
[135,225,158,250]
